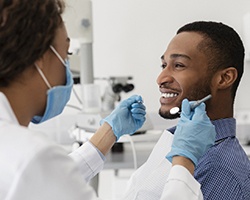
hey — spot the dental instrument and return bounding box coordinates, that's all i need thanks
[170,94,212,115]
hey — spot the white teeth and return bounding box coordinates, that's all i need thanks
[161,93,178,98]
[161,93,167,98]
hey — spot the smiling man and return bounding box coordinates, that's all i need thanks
[122,21,250,200]
[158,33,211,120]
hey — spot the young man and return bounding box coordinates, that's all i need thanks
[123,21,250,200]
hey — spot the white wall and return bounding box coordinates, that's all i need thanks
[64,0,250,112]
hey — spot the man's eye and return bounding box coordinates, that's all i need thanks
[175,63,184,68]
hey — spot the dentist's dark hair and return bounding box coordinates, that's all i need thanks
[177,21,245,102]
[0,0,65,87]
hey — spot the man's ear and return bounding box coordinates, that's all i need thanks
[214,67,238,90]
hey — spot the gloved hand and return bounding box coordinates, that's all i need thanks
[166,99,216,166]
[100,95,146,141]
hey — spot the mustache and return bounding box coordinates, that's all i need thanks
[159,83,181,92]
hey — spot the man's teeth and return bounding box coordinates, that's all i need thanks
[161,93,178,98]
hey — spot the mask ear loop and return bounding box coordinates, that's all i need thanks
[50,45,67,67]
[35,64,52,89]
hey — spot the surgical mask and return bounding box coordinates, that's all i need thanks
[32,46,73,124]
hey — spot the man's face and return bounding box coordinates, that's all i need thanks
[157,31,212,119]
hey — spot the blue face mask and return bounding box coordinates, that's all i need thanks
[32,46,73,124]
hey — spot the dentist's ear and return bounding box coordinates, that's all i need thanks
[214,67,238,90]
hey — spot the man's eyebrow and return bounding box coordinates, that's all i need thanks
[161,54,191,61]
[170,53,191,60]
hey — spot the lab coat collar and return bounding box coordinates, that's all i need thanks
[0,92,19,125]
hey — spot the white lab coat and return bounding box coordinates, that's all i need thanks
[0,92,202,200]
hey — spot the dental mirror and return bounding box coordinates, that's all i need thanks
[170,94,212,115]
[170,107,180,115]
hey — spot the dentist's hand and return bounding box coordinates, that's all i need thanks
[100,95,146,141]
[166,99,216,166]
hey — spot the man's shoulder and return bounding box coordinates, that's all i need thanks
[195,137,250,182]
[200,137,248,164]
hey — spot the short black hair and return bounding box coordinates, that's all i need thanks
[177,21,245,101]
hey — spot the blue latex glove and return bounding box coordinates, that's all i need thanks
[100,95,146,141]
[166,99,216,166]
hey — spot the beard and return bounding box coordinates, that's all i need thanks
[159,77,212,120]
[159,108,180,119]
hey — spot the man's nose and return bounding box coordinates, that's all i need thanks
[156,67,174,86]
